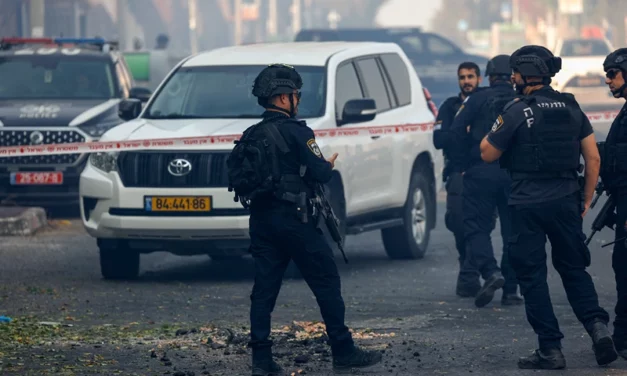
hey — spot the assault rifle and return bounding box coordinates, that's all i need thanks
[313,182,349,264]
[585,182,617,246]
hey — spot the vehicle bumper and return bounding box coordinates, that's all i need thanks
[0,161,87,207]
[79,163,251,250]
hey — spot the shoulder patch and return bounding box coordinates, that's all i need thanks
[306,138,322,158]
[491,115,504,132]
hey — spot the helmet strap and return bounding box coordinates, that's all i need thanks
[611,69,627,97]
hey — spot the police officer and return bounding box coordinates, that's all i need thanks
[433,61,483,297]
[601,48,627,359]
[239,64,382,375]
[448,55,522,308]
[480,45,616,369]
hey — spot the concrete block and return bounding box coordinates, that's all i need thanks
[0,206,47,236]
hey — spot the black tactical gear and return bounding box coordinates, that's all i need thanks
[252,64,303,117]
[470,88,516,143]
[600,104,627,190]
[499,91,581,181]
[603,48,627,97]
[510,45,562,78]
[485,54,512,77]
[227,118,315,211]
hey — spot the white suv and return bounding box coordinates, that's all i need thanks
[79,42,444,279]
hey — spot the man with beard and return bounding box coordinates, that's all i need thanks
[433,62,483,297]
[448,55,522,308]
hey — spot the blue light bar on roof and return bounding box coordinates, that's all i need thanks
[54,38,106,45]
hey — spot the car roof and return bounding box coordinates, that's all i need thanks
[182,42,399,67]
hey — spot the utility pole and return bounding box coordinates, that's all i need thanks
[267,0,277,39]
[234,0,242,45]
[29,0,45,37]
[116,0,127,50]
[291,0,301,35]
[188,0,198,54]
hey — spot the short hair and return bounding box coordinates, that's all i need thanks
[457,62,480,77]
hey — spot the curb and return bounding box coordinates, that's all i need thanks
[0,207,47,236]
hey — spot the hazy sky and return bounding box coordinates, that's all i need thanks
[375,0,443,30]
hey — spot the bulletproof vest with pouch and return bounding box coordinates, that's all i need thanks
[599,104,627,189]
[500,90,581,181]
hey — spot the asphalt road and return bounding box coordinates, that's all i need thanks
[1,191,626,376]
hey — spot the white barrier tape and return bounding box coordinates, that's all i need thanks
[0,122,434,158]
[0,110,620,158]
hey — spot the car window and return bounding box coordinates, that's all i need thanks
[425,35,457,56]
[145,65,325,119]
[0,54,117,99]
[355,58,391,112]
[560,39,610,57]
[335,62,364,120]
[379,53,411,106]
[398,36,423,55]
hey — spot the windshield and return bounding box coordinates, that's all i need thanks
[145,65,326,119]
[0,55,117,100]
[560,39,610,57]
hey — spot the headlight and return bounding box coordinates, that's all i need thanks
[79,119,122,138]
[89,152,118,172]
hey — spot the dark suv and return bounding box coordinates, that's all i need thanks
[295,28,488,106]
[0,37,152,207]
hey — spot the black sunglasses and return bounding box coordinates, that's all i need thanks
[606,69,621,79]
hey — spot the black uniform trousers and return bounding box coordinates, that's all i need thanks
[508,192,610,350]
[248,203,355,358]
[459,163,517,292]
[444,172,468,266]
[612,192,627,342]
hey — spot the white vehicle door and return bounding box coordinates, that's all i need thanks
[351,56,396,209]
[332,60,383,212]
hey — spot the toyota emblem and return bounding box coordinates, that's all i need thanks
[167,158,192,177]
[30,131,44,145]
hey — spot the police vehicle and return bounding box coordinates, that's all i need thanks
[0,37,152,207]
[79,41,443,280]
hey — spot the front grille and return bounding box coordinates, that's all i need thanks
[0,129,86,166]
[117,151,230,188]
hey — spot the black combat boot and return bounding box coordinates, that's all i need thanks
[612,336,627,360]
[588,320,618,366]
[332,346,383,373]
[252,347,284,376]
[501,291,524,306]
[474,272,505,308]
[517,348,566,370]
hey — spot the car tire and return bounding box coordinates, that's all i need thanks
[381,168,434,259]
[99,240,140,280]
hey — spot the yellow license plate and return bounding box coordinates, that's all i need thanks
[145,196,211,212]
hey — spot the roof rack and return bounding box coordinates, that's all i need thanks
[0,37,119,52]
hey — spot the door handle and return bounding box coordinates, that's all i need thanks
[371,135,381,140]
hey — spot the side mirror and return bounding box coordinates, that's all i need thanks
[118,99,142,121]
[339,98,377,126]
[129,86,152,102]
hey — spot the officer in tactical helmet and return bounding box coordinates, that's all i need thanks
[229,64,382,375]
[433,61,483,298]
[480,45,616,369]
[448,55,521,308]
[600,47,627,360]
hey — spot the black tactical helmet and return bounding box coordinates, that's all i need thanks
[252,63,303,99]
[509,45,562,77]
[485,54,511,76]
[603,48,627,72]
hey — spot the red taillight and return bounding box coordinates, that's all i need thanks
[0,37,54,44]
[423,87,438,118]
